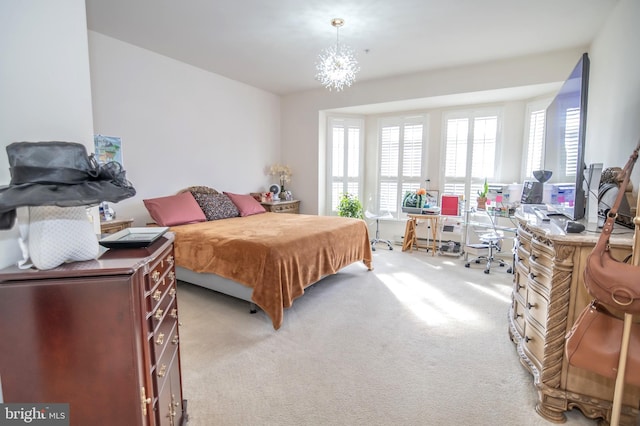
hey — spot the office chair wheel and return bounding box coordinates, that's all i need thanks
[484,269,490,274]
[465,263,470,268]
[372,247,376,251]
[507,267,513,273]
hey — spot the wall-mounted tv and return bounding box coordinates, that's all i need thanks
[543,52,590,220]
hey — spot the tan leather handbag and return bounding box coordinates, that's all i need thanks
[565,300,640,386]
[584,141,640,314]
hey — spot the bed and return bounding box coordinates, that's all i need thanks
[144,187,373,329]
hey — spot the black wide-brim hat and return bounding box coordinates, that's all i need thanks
[0,141,136,229]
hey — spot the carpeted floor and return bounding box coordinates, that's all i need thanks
[176,248,598,425]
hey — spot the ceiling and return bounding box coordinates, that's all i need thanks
[85,0,618,96]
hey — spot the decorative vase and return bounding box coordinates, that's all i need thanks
[477,197,487,210]
[279,184,287,200]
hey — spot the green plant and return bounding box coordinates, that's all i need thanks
[477,178,489,199]
[337,193,364,219]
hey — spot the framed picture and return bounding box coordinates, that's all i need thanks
[94,134,123,165]
[425,189,439,207]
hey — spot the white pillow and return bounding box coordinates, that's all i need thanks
[27,206,99,270]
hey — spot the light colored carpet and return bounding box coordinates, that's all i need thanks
[176,249,597,426]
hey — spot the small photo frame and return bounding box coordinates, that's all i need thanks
[425,190,439,207]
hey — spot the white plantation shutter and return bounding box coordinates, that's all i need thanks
[443,110,500,207]
[379,116,426,217]
[328,117,364,213]
[525,108,546,178]
[564,107,580,176]
[445,118,468,178]
[471,116,497,178]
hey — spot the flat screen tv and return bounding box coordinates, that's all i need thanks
[543,52,590,220]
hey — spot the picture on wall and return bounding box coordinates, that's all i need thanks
[94,134,123,165]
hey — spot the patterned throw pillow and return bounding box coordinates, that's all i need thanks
[192,192,239,220]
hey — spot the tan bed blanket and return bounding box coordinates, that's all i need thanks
[170,212,373,329]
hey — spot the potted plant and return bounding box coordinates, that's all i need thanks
[337,193,364,219]
[477,178,489,210]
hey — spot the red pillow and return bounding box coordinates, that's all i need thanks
[143,191,206,226]
[224,192,267,217]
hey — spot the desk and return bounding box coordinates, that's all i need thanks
[402,214,440,255]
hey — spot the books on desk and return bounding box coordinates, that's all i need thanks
[401,206,441,215]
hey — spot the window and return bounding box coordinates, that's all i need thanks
[327,117,364,214]
[563,107,580,177]
[522,99,551,180]
[442,109,501,207]
[378,115,426,217]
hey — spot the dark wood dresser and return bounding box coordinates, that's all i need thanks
[0,233,187,426]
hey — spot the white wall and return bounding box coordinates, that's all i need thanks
[0,0,95,269]
[88,32,282,226]
[585,0,640,188]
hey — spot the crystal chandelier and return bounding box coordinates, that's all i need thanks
[315,18,360,91]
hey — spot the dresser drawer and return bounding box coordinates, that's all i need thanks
[512,299,526,336]
[517,226,532,251]
[261,200,300,214]
[150,299,178,362]
[145,249,175,291]
[513,266,527,301]
[516,245,530,269]
[530,249,553,271]
[525,287,550,331]
[154,328,179,394]
[146,279,176,322]
[529,261,552,291]
[155,349,184,426]
[523,321,545,371]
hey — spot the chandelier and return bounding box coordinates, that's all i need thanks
[315,18,360,91]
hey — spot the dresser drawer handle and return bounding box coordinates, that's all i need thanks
[141,387,151,416]
[157,364,167,377]
[515,313,523,318]
[167,255,174,265]
[172,335,179,345]
[169,287,176,298]
[153,290,162,301]
[151,270,161,283]
[526,302,536,310]
[156,333,165,346]
[524,336,532,343]
[517,284,524,290]
[170,308,178,319]
[530,254,537,261]
[529,272,537,280]
[168,271,176,282]
[154,309,164,320]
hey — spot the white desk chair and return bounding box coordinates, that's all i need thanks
[365,210,393,251]
[464,210,512,274]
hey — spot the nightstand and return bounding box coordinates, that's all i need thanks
[100,218,134,234]
[261,200,300,214]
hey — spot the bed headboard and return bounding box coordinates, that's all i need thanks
[178,186,219,195]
